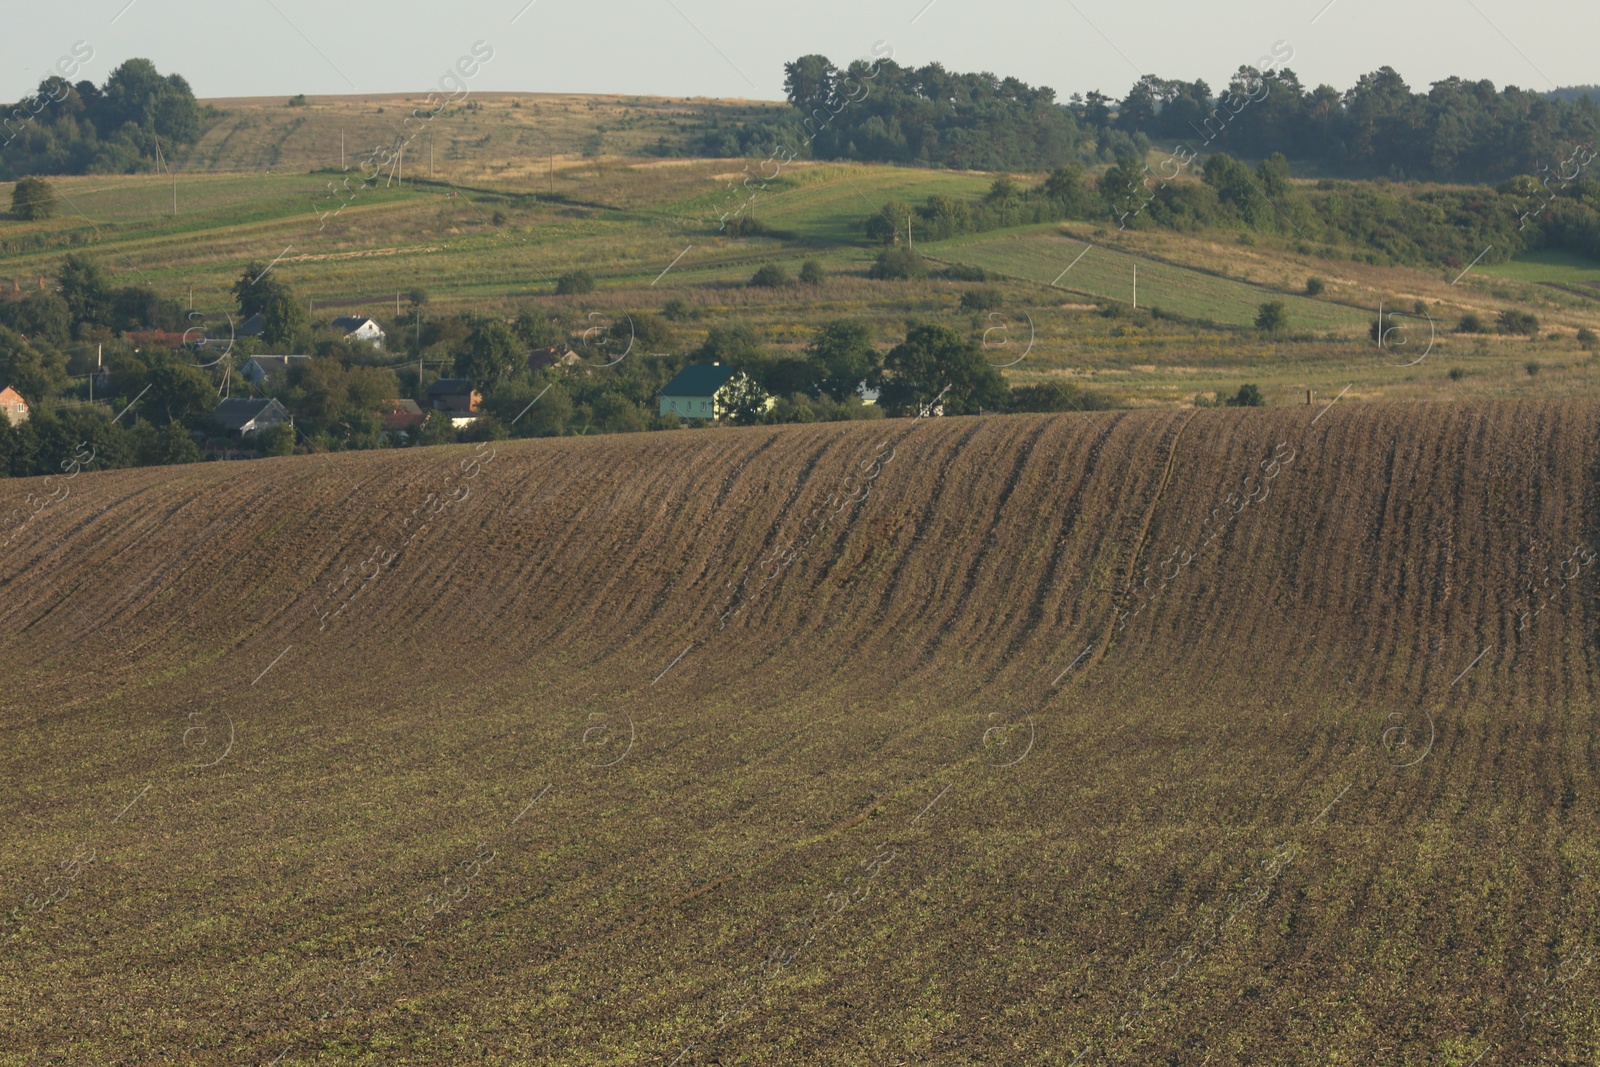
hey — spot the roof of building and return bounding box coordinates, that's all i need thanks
[383,398,424,415]
[246,354,310,372]
[237,313,265,337]
[333,315,382,332]
[0,384,27,403]
[213,397,287,431]
[427,378,478,396]
[661,364,736,396]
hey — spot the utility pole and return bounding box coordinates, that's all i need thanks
[431,136,435,179]
[341,129,345,170]
[907,215,913,251]
[1132,265,1137,309]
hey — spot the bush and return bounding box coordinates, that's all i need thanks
[1448,367,1465,381]
[1008,382,1114,412]
[1305,277,1325,296]
[869,247,925,280]
[1456,313,1486,333]
[556,270,595,295]
[798,260,825,285]
[662,297,692,321]
[1497,309,1540,336]
[10,177,56,221]
[943,263,988,282]
[1225,384,1265,407]
[749,264,790,288]
[1579,327,1598,349]
[1255,301,1288,334]
[959,287,1004,312]
[287,94,308,107]
[1525,361,1541,376]
[257,423,296,457]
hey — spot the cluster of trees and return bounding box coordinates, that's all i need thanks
[847,147,1600,271]
[699,54,1600,188]
[1120,67,1600,182]
[0,252,1120,477]
[0,59,202,180]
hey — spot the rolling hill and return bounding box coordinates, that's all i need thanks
[3,400,1597,1064]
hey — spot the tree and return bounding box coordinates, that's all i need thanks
[1225,383,1265,407]
[808,320,881,402]
[879,323,1008,416]
[58,253,113,326]
[260,288,309,349]
[1305,277,1326,296]
[10,177,56,220]
[514,308,564,349]
[862,199,912,245]
[145,361,216,425]
[799,260,825,285]
[455,319,527,391]
[0,291,71,346]
[137,420,202,465]
[1255,301,1289,334]
[0,326,70,400]
[749,264,790,288]
[718,371,771,426]
[256,423,296,456]
[418,410,457,446]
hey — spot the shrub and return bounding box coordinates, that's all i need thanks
[556,270,595,295]
[959,287,1004,312]
[1255,301,1288,334]
[1305,277,1325,296]
[1448,367,1465,381]
[1008,382,1115,412]
[1456,313,1486,334]
[1225,383,1265,407]
[943,263,987,282]
[749,264,790,288]
[1497,309,1540,336]
[798,260,825,285]
[868,247,925,281]
[287,94,308,107]
[491,209,507,227]
[10,177,56,220]
[1525,361,1541,376]
[257,423,296,456]
[662,297,692,321]
[1578,327,1598,348]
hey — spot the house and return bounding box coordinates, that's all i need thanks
[0,385,29,426]
[213,397,292,438]
[332,315,385,349]
[379,398,427,435]
[527,345,581,373]
[426,378,483,427]
[658,363,739,420]
[237,313,265,339]
[241,355,311,385]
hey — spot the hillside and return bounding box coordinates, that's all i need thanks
[3,401,1598,1064]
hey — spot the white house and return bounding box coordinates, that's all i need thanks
[332,316,386,349]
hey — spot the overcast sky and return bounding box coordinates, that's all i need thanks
[3,0,1594,104]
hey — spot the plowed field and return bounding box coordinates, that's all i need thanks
[3,403,1598,1065]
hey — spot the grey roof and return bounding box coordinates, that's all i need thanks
[333,315,381,331]
[427,378,477,396]
[661,364,736,397]
[214,397,287,431]
[237,313,265,337]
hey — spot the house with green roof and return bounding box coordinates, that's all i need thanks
[659,363,737,420]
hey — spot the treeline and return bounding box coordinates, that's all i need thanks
[706,53,1600,185]
[0,58,202,180]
